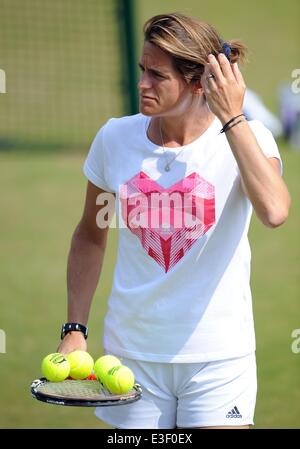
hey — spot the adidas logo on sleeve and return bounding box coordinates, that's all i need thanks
[226,406,242,418]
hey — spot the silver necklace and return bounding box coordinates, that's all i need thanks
[159,119,186,172]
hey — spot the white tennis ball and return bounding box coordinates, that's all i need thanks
[41,353,70,382]
[66,350,94,380]
[105,365,135,394]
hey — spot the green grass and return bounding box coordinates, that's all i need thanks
[0,148,299,428]
[249,148,300,428]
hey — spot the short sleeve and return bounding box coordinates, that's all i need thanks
[249,119,283,175]
[83,125,114,192]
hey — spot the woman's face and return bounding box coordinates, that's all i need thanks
[138,41,194,117]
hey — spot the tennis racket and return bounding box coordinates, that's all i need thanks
[30,377,142,407]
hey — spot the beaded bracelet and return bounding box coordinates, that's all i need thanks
[219,113,245,134]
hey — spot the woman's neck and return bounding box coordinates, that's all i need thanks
[148,107,215,148]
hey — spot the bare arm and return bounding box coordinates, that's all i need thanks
[201,53,291,228]
[224,122,291,228]
[57,181,115,354]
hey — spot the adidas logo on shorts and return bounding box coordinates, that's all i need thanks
[226,406,242,418]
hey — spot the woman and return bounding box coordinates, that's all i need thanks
[58,13,290,429]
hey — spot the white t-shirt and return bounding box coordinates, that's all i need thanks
[83,113,282,363]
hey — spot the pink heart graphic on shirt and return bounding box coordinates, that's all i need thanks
[120,171,215,272]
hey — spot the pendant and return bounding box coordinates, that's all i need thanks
[164,164,170,172]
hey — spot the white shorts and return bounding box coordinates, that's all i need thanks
[95,352,257,429]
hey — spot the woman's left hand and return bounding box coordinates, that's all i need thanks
[201,53,246,124]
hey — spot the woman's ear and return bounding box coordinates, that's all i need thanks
[193,79,204,95]
[192,78,207,104]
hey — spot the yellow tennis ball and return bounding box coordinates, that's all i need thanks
[66,350,94,380]
[105,365,135,394]
[94,355,122,388]
[41,353,70,382]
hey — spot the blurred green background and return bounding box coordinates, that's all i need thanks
[0,0,299,428]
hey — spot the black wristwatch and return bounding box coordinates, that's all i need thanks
[60,322,88,340]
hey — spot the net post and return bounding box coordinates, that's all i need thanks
[119,0,139,115]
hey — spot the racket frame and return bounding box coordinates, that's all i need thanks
[30,377,142,407]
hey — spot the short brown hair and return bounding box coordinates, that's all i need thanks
[143,13,248,83]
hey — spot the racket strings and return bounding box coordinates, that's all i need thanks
[36,379,138,401]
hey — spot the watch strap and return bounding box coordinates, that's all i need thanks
[61,322,88,340]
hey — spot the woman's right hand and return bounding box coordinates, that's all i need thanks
[57,332,87,355]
